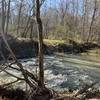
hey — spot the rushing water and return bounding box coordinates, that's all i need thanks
[0,54,100,91]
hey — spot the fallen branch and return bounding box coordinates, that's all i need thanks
[5,62,39,87]
[1,79,19,87]
[0,61,16,73]
[73,81,98,97]
[7,64,38,84]
[0,67,24,80]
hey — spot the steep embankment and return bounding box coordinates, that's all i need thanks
[0,34,51,61]
[0,34,99,61]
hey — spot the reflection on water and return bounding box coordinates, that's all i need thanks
[0,54,100,91]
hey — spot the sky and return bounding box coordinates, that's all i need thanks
[8,0,84,16]
[41,0,83,15]
[44,0,83,7]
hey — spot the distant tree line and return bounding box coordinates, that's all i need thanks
[0,0,100,43]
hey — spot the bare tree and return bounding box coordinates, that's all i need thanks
[17,0,24,35]
[81,0,89,42]
[2,0,5,33]
[5,0,11,34]
[58,0,68,26]
[35,0,44,87]
[87,0,97,42]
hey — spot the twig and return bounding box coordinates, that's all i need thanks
[73,81,98,97]
[0,67,24,80]
[8,64,38,84]
[8,64,38,86]
[0,62,16,73]
[2,79,19,87]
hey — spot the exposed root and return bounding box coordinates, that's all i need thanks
[27,87,53,100]
[0,86,53,100]
[0,86,26,100]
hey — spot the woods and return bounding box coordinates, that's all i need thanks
[0,0,100,100]
[0,0,49,99]
[0,0,99,43]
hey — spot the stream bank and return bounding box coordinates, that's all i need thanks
[0,34,99,61]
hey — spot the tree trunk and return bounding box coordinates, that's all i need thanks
[87,0,97,43]
[2,0,5,33]
[35,0,44,87]
[17,0,23,35]
[5,0,10,34]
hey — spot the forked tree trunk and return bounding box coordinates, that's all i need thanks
[35,0,44,87]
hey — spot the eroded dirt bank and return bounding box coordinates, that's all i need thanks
[0,34,99,61]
